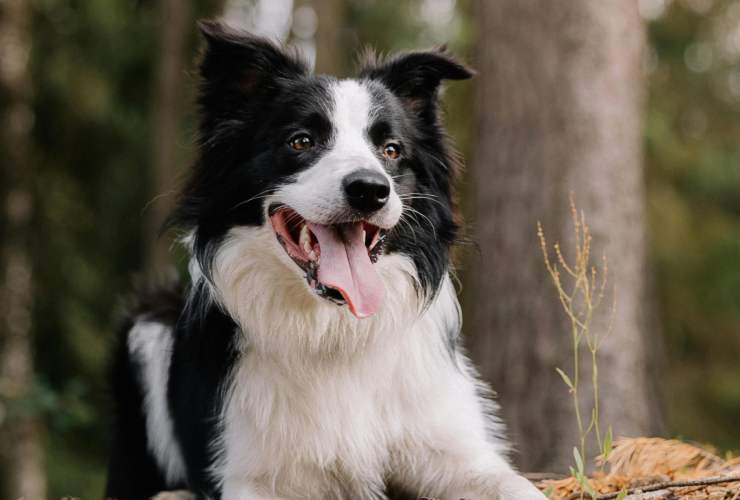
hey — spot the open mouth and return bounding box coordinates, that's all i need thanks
[269,205,387,318]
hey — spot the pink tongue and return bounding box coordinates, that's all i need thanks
[307,222,384,318]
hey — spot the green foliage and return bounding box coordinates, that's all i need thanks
[7,0,740,495]
[570,446,598,499]
[646,0,740,452]
[28,1,157,495]
[602,426,613,462]
[1,377,92,431]
[19,0,464,495]
[21,0,216,495]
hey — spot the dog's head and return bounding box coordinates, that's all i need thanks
[172,21,472,320]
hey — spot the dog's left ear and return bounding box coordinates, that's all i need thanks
[196,20,308,115]
[359,49,474,112]
[194,20,309,150]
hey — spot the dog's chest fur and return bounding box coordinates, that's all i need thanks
[209,243,464,497]
[107,24,550,500]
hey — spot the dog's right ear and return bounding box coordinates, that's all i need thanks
[359,48,473,115]
[197,20,308,102]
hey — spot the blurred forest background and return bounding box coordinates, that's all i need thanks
[0,0,739,498]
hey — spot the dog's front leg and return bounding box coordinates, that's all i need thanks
[393,446,545,500]
[449,469,547,500]
[221,479,287,500]
[490,472,548,500]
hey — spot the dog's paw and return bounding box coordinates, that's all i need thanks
[151,490,196,500]
[495,473,548,500]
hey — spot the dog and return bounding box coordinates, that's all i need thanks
[105,20,546,500]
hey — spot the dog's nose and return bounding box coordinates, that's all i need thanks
[342,169,390,213]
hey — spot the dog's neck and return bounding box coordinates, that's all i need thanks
[187,225,458,363]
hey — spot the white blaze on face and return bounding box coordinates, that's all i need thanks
[276,79,402,229]
[269,79,404,318]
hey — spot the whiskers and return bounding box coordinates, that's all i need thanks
[392,192,448,241]
[282,209,305,228]
[398,192,446,209]
[397,204,437,240]
[228,188,276,213]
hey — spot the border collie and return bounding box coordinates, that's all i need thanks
[106,21,545,500]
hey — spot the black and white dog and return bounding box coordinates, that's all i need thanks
[106,21,545,500]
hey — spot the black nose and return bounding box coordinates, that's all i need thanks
[342,169,390,213]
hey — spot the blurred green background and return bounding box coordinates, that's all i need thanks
[0,0,739,497]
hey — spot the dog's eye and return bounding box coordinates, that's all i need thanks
[289,134,314,151]
[383,142,401,160]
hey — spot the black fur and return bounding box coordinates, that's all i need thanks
[106,278,186,498]
[168,290,239,495]
[107,21,472,499]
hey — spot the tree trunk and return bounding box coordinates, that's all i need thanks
[466,0,664,473]
[149,0,191,270]
[0,0,46,498]
[313,0,343,76]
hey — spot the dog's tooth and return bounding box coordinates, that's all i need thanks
[362,229,366,245]
[300,224,311,253]
[368,229,380,250]
[308,249,317,261]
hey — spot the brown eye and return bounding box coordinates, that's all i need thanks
[289,134,314,151]
[383,142,401,160]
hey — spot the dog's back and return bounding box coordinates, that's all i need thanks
[106,280,187,498]
[105,20,546,500]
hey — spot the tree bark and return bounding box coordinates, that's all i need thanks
[149,0,191,270]
[0,0,46,498]
[313,0,344,76]
[466,0,663,472]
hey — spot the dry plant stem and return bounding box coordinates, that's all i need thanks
[539,195,618,500]
[564,475,740,500]
[538,197,612,469]
[563,215,590,460]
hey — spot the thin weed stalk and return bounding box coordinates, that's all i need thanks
[537,194,616,499]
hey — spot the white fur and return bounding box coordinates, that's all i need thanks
[201,224,544,499]
[276,80,403,229]
[128,320,187,485]
[172,79,544,499]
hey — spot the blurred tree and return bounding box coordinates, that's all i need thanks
[149,0,192,270]
[23,1,217,495]
[467,0,664,472]
[0,0,46,498]
[0,0,732,495]
[644,0,740,452]
[313,0,344,75]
